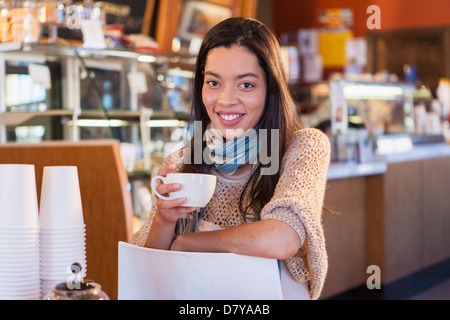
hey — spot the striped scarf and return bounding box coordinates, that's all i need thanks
[204,125,259,175]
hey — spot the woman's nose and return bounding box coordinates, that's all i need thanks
[218,85,237,106]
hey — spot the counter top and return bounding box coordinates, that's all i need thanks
[328,160,387,180]
[327,142,450,180]
[0,139,120,148]
[382,142,450,163]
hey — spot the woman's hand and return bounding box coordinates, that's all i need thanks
[144,163,198,249]
[154,163,198,224]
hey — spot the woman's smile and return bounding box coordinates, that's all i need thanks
[216,111,246,125]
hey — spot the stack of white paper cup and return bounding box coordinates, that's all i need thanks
[0,164,41,300]
[39,166,87,298]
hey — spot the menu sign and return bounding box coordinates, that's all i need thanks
[96,0,151,34]
[317,8,353,29]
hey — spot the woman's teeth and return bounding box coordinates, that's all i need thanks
[219,114,242,120]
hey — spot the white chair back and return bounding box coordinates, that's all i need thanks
[118,241,283,300]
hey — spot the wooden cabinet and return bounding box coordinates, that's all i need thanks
[321,153,450,299]
[367,157,450,285]
[321,176,369,298]
[367,161,424,284]
[366,26,450,93]
[422,157,450,266]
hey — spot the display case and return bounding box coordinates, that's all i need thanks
[300,80,418,162]
[0,42,196,219]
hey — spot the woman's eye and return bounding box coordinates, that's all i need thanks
[240,82,254,89]
[206,80,219,87]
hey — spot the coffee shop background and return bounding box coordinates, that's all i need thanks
[1,0,450,300]
[130,0,450,300]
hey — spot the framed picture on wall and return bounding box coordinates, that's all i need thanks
[177,0,232,42]
[96,0,157,35]
[154,0,259,54]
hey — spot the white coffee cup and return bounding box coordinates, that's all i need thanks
[151,173,216,208]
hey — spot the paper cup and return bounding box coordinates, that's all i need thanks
[39,166,84,229]
[40,242,85,250]
[0,279,40,287]
[0,238,39,245]
[0,227,40,233]
[0,164,39,228]
[40,234,85,242]
[0,293,40,300]
[39,225,86,233]
[40,233,86,241]
[0,287,40,295]
[0,251,39,260]
[41,248,86,257]
[40,271,86,279]
[40,251,85,259]
[39,230,85,238]
[0,244,38,252]
[0,263,37,272]
[41,263,87,273]
[0,272,40,280]
[0,247,39,254]
[40,257,86,266]
[40,255,86,264]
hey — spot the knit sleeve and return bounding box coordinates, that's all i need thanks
[260,128,331,300]
[128,149,185,247]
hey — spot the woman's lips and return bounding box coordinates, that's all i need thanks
[216,112,245,126]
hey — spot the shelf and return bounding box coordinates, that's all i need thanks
[80,110,142,119]
[0,42,197,66]
[79,109,190,121]
[0,42,194,147]
[0,109,189,127]
[127,169,151,181]
[0,109,74,126]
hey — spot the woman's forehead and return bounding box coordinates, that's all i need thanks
[204,46,261,72]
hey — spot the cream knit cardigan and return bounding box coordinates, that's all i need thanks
[130,128,331,300]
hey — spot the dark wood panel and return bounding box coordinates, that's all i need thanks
[366,174,385,282]
[383,161,424,284]
[323,154,450,298]
[367,27,450,93]
[422,157,450,266]
[321,177,368,298]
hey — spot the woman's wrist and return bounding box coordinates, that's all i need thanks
[145,210,177,249]
[154,209,178,226]
[170,231,223,253]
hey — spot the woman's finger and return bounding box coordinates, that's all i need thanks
[156,197,187,209]
[158,163,176,176]
[156,182,181,196]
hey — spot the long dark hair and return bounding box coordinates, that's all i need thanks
[182,17,301,219]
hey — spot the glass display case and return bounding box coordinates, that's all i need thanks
[300,80,418,162]
[0,42,195,219]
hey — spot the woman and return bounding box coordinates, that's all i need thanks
[130,17,331,300]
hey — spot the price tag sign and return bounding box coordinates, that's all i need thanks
[28,64,52,90]
[80,19,107,49]
[127,72,148,94]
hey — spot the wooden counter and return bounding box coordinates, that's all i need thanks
[320,144,450,299]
